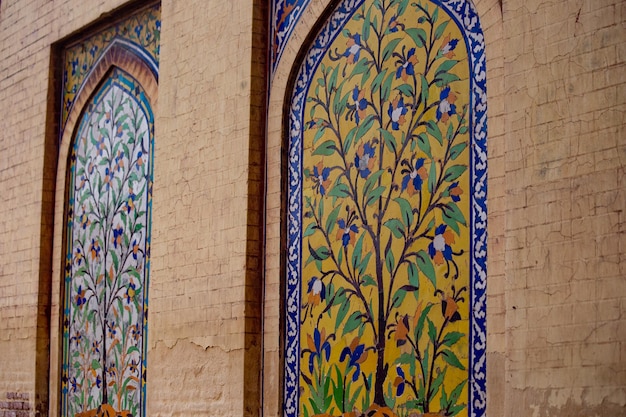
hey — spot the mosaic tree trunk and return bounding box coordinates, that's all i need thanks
[286,0,487,416]
[63,69,153,417]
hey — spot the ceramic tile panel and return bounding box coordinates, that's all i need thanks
[60,5,159,417]
[61,4,160,133]
[284,0,486,415]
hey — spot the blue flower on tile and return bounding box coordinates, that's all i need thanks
[436,86,457,123]
[395,48,418,81]
[75,285,86,308]
[112,224,124,249]
[134,24,144,39]
[388,95,408,130]
[307,276,326,307]
[439,34,459,59]
[447,181,463,202]
[401,157,427,196]
[341,33,361,64]
[337,218,358,247]
[340,337,368,382]
[429,224,455,265]
[312,162,331,196]
[393,365,406,396]
[388,15,404,33]
[71,58,79,76]
[348,86,368,124]
[305,328,332,373]
[125,282,136,304]
[354,141,376,179]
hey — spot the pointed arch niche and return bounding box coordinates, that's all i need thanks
[264,0,486,416]
[49,7,159,417]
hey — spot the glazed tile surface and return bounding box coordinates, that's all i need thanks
[285,0,487,415]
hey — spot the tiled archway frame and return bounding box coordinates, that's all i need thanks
[263,0,504,415]
[49,41,158,417]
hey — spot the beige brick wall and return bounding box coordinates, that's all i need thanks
[502,0,626,414]
[0,1,131,415]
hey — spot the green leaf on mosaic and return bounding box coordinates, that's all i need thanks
[326,205,342,235]
[351,57,370,78]
[442,331,464,347]
[335,300,351,330]
[303,222,317,237]
[385,248,395,274]
[426,120,443,145]
[434,72,460,87]
[434,19,449,40]
[449,142,466,160]
[443,165,466,182]
[371,68,388,93]
[432,7,439,23]
[382,38,402,62]
[366,186,385,206]
[313,140,337,156]
[416,250,436,288]
[395,197,413,228]
[407,262,419,290]
[442,349,466,370]
[381,72,395,102]
[358,252,373,275]
[384,218,404,239]
[352,232,365,270]
[446,122,454,141]
[416,132,432,157]
[428,159,437,194]
[343,311,363,336]
[395,83,414,97]
[397,0,409,16]
[313,126,326,145]
[405,27,427,48]
[435,59,459,76]
[379,127,398,154]
[361,274,376,287]
[363,8,372,41]
[355,114,376,142]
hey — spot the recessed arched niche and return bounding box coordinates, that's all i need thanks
[56,6,159,417]
[283,0,487,416]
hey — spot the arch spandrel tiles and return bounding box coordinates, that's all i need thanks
[282,0,486,415]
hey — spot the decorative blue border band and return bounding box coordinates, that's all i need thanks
[270,0,312,75]
[284,0,487,415]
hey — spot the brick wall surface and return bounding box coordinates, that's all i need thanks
[0,392,31,417]
[502,0,626,415]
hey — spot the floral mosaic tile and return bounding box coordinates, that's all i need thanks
[285,0,487,415]
[61,67,154,417]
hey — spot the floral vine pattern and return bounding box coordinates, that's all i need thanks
[285,0,487,416]
[61,68,154,417]
[61,4,160,132]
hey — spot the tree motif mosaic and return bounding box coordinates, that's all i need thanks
[61,4,160,132]
[61,68,154,417]
[285,0,486,416]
